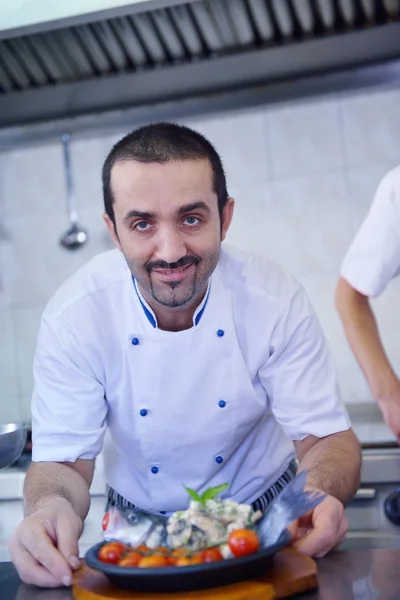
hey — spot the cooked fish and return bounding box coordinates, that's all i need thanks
[103,470,326,552]
[103,506,168,548]
[256,470,326,546]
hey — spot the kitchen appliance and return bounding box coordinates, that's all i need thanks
[0,0,399,134]
[343,444,400,550]
[0,423,27,471]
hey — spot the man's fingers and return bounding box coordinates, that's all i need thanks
[286,520,298,544]
[293,525,332,557]
[294,513,348,558]
[324,515,349,556]
[55,515,82,570]
[9,541,69,588]
[19,524,72,586]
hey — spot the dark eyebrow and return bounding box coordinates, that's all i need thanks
[123,202,210,224]
[123,209,155,223]
[177,201,210,216]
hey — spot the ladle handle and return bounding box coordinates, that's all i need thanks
[61,133,78,225]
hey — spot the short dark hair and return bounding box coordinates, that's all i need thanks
[102,122,229,227]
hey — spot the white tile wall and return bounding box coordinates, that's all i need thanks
[12,306,43,398]
[269,171,353,276]
[340,87,400,166]
[0,309,19,400]
[268,97,344,177]
[1,212,88,305]
[0,154,10,309]
[184,109,272,187]
[1,142,64,217]
[1,83,400,425]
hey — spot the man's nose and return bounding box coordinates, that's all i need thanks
[155,227,187,264]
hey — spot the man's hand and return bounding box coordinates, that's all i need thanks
[288,492,348,558]
[8,497,83,588]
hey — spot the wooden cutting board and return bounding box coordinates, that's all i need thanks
[72,548,317,600]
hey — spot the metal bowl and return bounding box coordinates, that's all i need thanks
[0,423,27,471]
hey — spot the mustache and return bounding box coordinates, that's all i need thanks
[146,256,200,273]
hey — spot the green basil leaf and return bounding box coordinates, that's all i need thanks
[184,486,202,503]
[200,483,229,503]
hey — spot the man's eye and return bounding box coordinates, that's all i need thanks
[135,221,150,230]
[184,216,200,226]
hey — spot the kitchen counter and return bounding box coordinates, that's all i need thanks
[346,402,397,447]
[1,548,400,600]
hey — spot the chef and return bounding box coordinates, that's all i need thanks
[9,122,361,588]
[336,166,400,442]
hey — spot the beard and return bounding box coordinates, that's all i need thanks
[125,248,221,308]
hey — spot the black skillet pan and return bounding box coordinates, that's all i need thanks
[84,529,291,593]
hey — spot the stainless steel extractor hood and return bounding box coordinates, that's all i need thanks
[0,0,400,132]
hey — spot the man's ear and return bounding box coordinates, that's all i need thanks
[221,197,235,241]
[103,212,122,251]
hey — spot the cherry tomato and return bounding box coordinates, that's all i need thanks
[174,554,203,566]
[118,552,141,567]
[101,512,109,531]
[152,546,169,555]
[201,548,223,562]
[174,556,192,567]
[189,553,203,565]
[170,548,190,558]
[228,529,260,557]
[138,555,168,568]
[167,549,187,565]
[98,542,126,564]
[136,544,150,553]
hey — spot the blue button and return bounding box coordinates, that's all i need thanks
[131,337,140,346]
[215,456,223,464]
[217,330,225,337]
[140,409,148,417]
[151,466,159,474]
[218,400,226,408]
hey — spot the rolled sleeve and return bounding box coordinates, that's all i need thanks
[259,285,351,441]
[341,170,400,297]
[31,312,107,463]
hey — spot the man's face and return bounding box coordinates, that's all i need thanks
[104,159,234,309]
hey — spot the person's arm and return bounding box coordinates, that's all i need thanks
[9,459,95,588]
[9,311,107,588]
[335,277,400,441]
[295,429,361,506]
[259,280,360,557]
[285,430,361,558]
[24,459,94,518]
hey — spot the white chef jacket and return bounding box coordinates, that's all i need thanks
[341,165,400,297]
[31,244,350,513]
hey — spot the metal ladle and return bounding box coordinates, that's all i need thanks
[0,423,27,471]
[59,133,88,250]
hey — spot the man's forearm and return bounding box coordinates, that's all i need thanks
[23,462,91,520]
[298,431,361,505]
[335,277,397,403]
